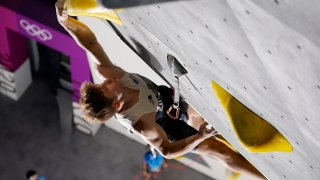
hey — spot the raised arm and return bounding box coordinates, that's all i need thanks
[55,0,125,79]
[133,118,215,159]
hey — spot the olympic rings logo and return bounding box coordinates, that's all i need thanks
[19,19,53,41]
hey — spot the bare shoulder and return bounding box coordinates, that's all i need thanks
[133,116,168,142]
[97,65,127,79]
[133,117,156,135]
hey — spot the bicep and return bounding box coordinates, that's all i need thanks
[134,120,170,157]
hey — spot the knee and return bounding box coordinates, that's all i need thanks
[220,150,247,168]
[213,145,238,163]
[198,139,237,161]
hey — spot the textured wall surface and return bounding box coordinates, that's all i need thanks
[106,0,320,179]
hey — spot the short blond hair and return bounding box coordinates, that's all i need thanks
[79,81,117,123]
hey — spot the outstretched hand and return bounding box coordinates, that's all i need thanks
[54,0,98,50]
[198,122,218,139]
[55,0,68,26]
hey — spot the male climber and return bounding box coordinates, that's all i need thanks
[55,0,264,179]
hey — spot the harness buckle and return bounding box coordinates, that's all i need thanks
[166,104,180,119]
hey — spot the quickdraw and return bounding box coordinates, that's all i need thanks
[166,54,188,119]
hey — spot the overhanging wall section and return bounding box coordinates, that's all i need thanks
[106,0,320,179]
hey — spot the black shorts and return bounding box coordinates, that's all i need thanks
[155,86,198,142]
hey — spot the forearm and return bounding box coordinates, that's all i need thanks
[164,134,206,159]
[56,0,113,67]
[62,17,113,67]
[63,17,96,48]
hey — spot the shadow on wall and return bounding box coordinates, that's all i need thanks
[130,37,164,74]
[99,0,191,8]
[106,21,169,84]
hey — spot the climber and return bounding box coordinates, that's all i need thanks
[55,0,264,179]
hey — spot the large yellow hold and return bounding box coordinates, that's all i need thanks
[64,0,123,25]
[211,81,292,153]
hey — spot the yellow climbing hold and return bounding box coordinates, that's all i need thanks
[226,171,241,180]
[211,81,292,153]
[174,156,185,160]
[64,0,123,25]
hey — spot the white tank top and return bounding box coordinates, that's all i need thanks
[115,73,160,132]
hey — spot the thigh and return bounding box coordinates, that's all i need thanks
[192,138,236,161]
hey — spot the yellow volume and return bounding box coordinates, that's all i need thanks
[64,0,123,25]
[211,81,292,153]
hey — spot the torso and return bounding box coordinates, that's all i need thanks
[118,87,140,112]
[121,87,157,122]
[115,73,160,132]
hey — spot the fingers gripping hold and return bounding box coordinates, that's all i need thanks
[198,122,218,138]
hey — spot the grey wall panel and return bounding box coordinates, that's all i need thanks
[249,0,320,48]
[106,0,320,179]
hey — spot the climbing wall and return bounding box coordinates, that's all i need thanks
[101,0,320,179]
